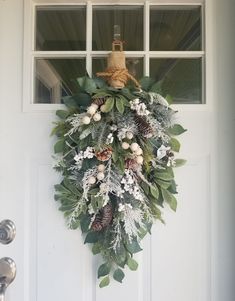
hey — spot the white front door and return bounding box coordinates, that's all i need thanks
[0,0,228,301]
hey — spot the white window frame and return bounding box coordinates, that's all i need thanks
[23,0,213,112]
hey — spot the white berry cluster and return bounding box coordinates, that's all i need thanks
[74,146,95,162]
[121,142,144,165]
[82,104,102,125]
[121,170,143,201]
[106,133,114,145]
[130,98,150,116]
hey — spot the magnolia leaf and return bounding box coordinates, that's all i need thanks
[161,189,177,212]
[149,80,162,93]
[99,276,110,288]
[140,77,155,91]
[54,140,65,153]
[116,97,125,114]
[141,182,150,195]
[84,231,100,244]
[113,269,125,283]
[150,185,159,199]
[155,179,171,189]
[80,214,91,233]
[127,258,139,271]
[119,95,130,106]
[63,96,78,109]
[92,243,101,255]
[169,124,187,136]
[56,110,69,119]
[174,159,187,167]
[170,137,181,152]
[165,94,173,105]
[98,263,111,278]
[102,97,114,112]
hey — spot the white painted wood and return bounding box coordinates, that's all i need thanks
[2,0,234,301]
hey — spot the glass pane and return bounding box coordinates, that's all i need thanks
[150,58,202,104]
[150,6,202,51]
[92,6,143,51]
[36,6,86,51]
[34,58,86,103]
[92,57,143,80]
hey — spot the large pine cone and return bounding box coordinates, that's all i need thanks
[91,203,113,231]
[135,115,153,138]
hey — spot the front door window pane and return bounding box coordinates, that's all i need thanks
[150,58,202,104]
[150,6,202,51]
[34,58,86,103]
[36,6,86,51]
[92,6,143,51]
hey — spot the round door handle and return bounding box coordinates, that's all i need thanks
[0,220,16,245]
[0,257,16,301]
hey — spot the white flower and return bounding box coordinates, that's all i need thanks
[157,145,170,160]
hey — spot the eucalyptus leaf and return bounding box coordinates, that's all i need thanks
[98,263,111,278]
[126,239,142,254]
[99,276,110,288]
[127,258,139,271]
[113,268,125,283]
[150,185,159,199]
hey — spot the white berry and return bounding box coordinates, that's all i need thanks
[88,176,96,185]
[100,183,107,192]
[82,116,91,125]
[87,105,97,115]
[135,148,143,156]
[130,142,139,152]
[97,172,105,181]
[136,155,144,165]
[100,105,106,112]
[93,113,101,122]
[97,164,105,172]
[126,131,134,140]
[122,142,130,150]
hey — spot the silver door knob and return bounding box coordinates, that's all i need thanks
[0,257,16,301]
[0,220,16,245]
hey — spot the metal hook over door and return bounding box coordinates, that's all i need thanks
[0,258,16,301]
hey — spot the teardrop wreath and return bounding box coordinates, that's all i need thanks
[52,41,186,287]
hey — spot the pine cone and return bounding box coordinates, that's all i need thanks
[95,147,113,161]
[92,97,106,106]
[91,204,113,231]
[135,115,153,138]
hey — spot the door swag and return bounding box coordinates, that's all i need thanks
[52,40,186,287]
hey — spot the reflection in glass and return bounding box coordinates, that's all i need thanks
[92,57,143,80]
[36,6,86,51]
[92,6,143,51]
[150,58,202,104]
[34,58,86,103]
[150,6,202,51]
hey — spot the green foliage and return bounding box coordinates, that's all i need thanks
[98,263,111,278]
[99,276,110,288]
[113,269,125,283]
[51,75,186,287]
[102,97,114,112]
[169,124,187,136]
[127,258,139,271]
